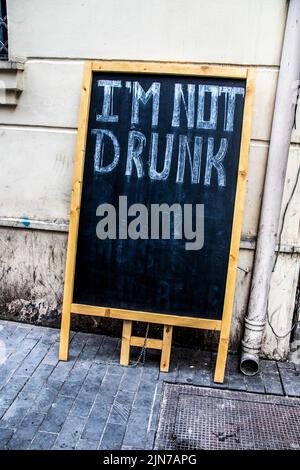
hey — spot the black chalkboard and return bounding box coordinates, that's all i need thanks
[73,72,246,321]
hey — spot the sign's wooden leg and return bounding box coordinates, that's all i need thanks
[119,321,173,371]
[120,320,132,366]
[160,325,173,372]
[214,332,229,383]
[59,305,71,361]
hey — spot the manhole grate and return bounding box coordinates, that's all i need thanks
[154,384,300,450]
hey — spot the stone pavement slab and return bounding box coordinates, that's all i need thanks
[0,320,299,450]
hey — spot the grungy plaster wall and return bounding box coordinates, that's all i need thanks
[0,0,299,356]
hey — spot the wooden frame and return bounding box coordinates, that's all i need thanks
[120,321,173,372]
[59,60,255,383]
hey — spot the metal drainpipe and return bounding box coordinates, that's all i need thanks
[240,0,300,376]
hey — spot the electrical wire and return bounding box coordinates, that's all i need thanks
[266,164,300,339]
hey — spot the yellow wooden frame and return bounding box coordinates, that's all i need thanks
[119,321,173,373]
[59,60,255,383]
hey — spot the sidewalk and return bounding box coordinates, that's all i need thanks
[0,320,299,450]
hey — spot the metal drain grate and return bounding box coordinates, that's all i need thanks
[154,384,300,450]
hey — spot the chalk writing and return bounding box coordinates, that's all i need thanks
[73,71,247,321]
[92,79,245,188]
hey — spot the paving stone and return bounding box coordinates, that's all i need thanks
[52,414,86,450]
[2,326,34,358]
[176,349,208,383]
[25,327,47,341]
[87,362,108,382]
[0,329,11,342]
[47,334,87,384]
[227,372,246,391]
[75,364,108,407]
[210,353,230,389]
[0,392,36,428]
[74,331,90,342]
[244,371,265,393]
[47,362,75,385]
[81,377,116,440]
[278,360,295,370]
[99,423,126,450]
[69,379,102,419]
[77,334,103,364]
[162,363,179,383]
[28,326,60,345]
[136,378,157,397]
[42,342,60,366]
[82,399,113,436]
[0,322,18,336]
[0,360,20,388]
[119,366,142,391]
[0,375,29,409]
[29,387,58,414]
[6,436,30,450]
[176,362,197,384]
[47,366,76,387]
[94,336,120,364]
[123,406,153,449]
[76,438,99,450]
[41,331,74,367]
[148,381,163,432]
[145,428,156,450]
[108,391,135,425]
[81,416,107,442]
[278,362,300,397]
[29,431,58,450]
[133,390,156,410]
[39,395,74,433]
[70,346,97,374]
[69,363,106,414]
[60,364,90,398]
[8,338,39,365]
[45,377,64,392]
[69,333,91,359]
[1,321,300,452]
[108,364,124,376]
[0,427,14,449]
[122,410,150,448]
[189,351,212,387]
[141,362,160,382]
[192,368,213,387]
[6,412,45,449]
[260,360,283,395]
[96,372,122,404]
[227,355,246,391]
[21,364,54,395]
[15,411,45,439]
[15,340,51,377]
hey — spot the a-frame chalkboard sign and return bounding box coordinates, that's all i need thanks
[59,61,255,383]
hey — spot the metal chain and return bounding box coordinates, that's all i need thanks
[129,323,150,367]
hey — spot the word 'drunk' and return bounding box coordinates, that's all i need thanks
[92,130,228,187]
